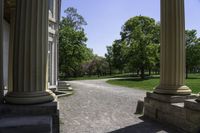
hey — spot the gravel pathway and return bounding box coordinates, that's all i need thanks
[59,79,178,133]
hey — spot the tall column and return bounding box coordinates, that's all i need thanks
[154,0,191,95]
[8,7,16,93]
[5,0,56,104]
[0,0,4,103]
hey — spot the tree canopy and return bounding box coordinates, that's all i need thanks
[105,16,160,79]
[186,30,200,78]
[59,10,200,79]
[105,16,200,79]
[59,7,93,77]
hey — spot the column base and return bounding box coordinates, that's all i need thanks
[58,81,73,91]
[144,93,200,133]
[0,101,59,133]
[154,85,192,95]
[196,97,200,102]
[146,92,197,103]
[4,90,56,104]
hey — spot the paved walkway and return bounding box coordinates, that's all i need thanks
[59,79,178,133]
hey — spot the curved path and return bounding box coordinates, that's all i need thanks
[59,79,178,133]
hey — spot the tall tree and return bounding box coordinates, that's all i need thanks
[105,46,113,75]
[59,7,93,77]
[60,7,87,30]
[185,30,200,78]
[112,40,127,73]
[120,16,160,79]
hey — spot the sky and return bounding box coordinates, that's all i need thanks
[61,0,200,56]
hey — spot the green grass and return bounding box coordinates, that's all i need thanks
[186,79,200,94]
[107,77,159,91]
[107,74,200,94]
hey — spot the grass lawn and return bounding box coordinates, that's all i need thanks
[107,74,200,94]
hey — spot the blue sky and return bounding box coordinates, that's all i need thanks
[61,0,200,56]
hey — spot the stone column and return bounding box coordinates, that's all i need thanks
[8,7,16,93]
[5,0,56,104]
[154,0,191,95]
[0,0,3,103]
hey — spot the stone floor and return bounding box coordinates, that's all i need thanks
[59,79,179,133]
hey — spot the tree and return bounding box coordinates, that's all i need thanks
[120,16,160,79]
[146,44,160,75]
[60,7,87,30]
[83,55,109,77]
[59,7,93,77]
[105,46,113,75]
[112,40,127,73]
[185,30,200,78]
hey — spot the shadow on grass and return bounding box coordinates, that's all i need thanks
[109,116,178,133]
[112,76,160,82]
[187,77,200,79]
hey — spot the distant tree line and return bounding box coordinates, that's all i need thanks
[59,7,200,79]
[105,16,200,79]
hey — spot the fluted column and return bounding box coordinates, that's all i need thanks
[8,6,16,93]
[154,0,191,95]
[5,0,56,104]
[0,0,4,103]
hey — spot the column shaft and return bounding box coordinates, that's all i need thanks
[5,0,55,104]
[154,0,191,95]
[8,8,15,92]
[0,0,3,103]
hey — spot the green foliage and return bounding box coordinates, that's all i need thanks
[82,55,110,77]
[60,7,123,78]
[122,16,160,79]
[105,46,113,75]
[146,44,160,72]
[112,40,128,73]
[185,30,200,78]
[105,17,200,80]
[59,7,93,77]
[106,16,160,79]
[59,11,200,79]
[60,7,87,30]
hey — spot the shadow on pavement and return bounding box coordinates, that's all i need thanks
[109,116,180,133]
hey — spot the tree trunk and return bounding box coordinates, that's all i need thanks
[137,69,140,76]
[149,68,151,76]
[140,67,145,79]
[120,69,123,74]
[109,63,112,76]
